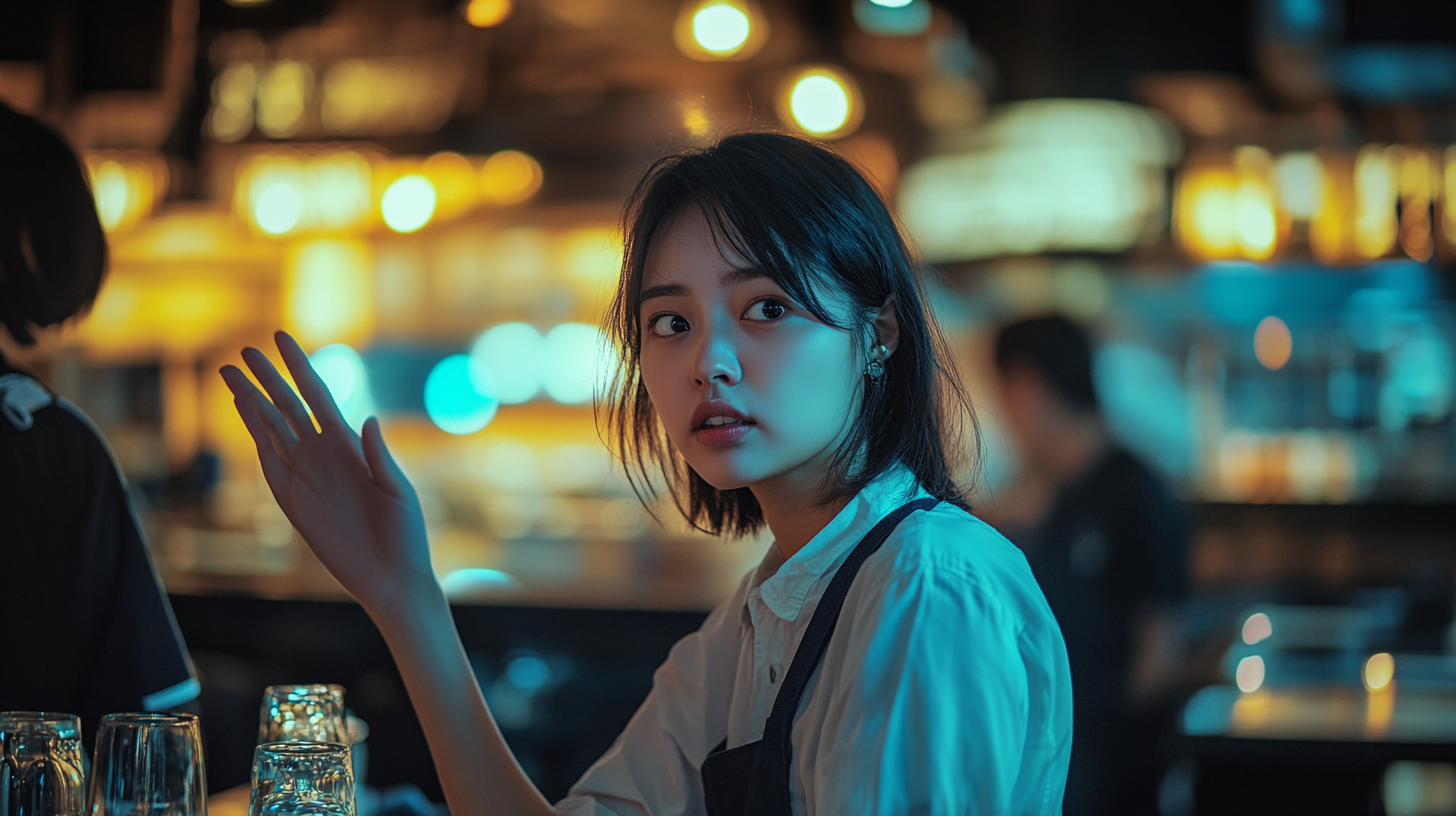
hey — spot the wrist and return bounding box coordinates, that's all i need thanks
[367,575,451,641]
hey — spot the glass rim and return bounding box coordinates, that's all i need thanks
[99,712,199,727]
[263,683,346,698]
[0,711,81,724]
[256,740,352,757]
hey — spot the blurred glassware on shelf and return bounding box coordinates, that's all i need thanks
[0,712,86,816]
[249,742,355,816]
[87,713,206,816]
[258,685,349,745]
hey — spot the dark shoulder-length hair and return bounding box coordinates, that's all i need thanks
[0,103,108,346]
[601,131,978,537]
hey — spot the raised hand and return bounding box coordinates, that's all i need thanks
[219,331,436,617]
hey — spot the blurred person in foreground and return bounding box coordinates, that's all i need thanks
[0,103,198,733]
[987,315,1190,816]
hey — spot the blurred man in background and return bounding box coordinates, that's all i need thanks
[987,314,1190,816]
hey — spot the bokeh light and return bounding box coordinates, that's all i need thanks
[1274,151,1324,219]
[423,152,478,219]
[255,181,304,235]
[479,150,542,205]
[464,0,513,27]
[256,61,311,138]
[1242,612,1273,645]
[1236,655,1266,693]
[783,68,860,138]
[91,161,131,232]
[284,239,375,348]
[470,323,546,404]
[543,323,612,405]
[425,354,499,435]
[693,3,751,54]
[1255,315,1293,370]
[382,174,437,233]
[1364,652,1395,692]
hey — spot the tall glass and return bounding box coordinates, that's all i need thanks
[249,742,354,816]
[87,713,206,816]
[0,712,85,816]
[258,685,347,745]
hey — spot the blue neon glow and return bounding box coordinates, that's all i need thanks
[543,323,614,405]
[470,323,546,404]
[424,354,499,435]
[309,344,375,431]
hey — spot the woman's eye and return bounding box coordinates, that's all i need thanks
[648,314,690,336]
[745,299,788,322]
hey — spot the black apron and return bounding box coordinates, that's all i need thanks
[700,497,942,816]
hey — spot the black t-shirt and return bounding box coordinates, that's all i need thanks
[0,354,196,737]
[1015,445,1189,811]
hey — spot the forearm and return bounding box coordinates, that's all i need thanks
[372,588,555,816]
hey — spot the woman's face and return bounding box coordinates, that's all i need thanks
[638,208,863,493]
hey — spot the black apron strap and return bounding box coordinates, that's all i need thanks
[701,496,941,816]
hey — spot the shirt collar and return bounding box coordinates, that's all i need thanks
[754,464,926,622]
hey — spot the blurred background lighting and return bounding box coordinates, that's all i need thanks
[423,152,479,219]
[309,344,375,431]
[1242,612,1273,645]
[255,61,312,139]
[543,323,611,405]
[784,68,859,138]
[85,155,166,233]
[1274,151,1324,220]
[470,323,546,404]
[464,0,513,27]
[284,239,375,348]
[425,354,499,435]
[852,0,931,36]
[1236,655,1266,693]
[254,181,304,235]
[693,3,750,54]
[1354,146,1398,259]
[1364,652,1395,692]
[91,162,133,232]
[479,150,543,205]
[1255,315,1293,370]
[675,0,765,61]
[312,153,373,229]
[382,174,438,233]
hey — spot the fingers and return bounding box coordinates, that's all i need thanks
[220,364,299,463]
[274,331,351,432]
[240,346,318,439]
[362,416,413,498]
[234,393,296,488]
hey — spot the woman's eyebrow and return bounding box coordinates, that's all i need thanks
[640,282,690,303]
[719,265,769,286]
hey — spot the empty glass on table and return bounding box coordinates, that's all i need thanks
[87,713,206,816]
[250,742,355,816]
[0,711,86,816]
[258,685,348,745]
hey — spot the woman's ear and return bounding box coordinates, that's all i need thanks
[872,296,900,356]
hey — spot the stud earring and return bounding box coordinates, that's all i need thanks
[866,344,888,379]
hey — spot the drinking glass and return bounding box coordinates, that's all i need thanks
[0,712,86,816]
[249,742,354,816]
[258,685,347,745]
[87,713,206,816]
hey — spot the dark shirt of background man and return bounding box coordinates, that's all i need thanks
[991,315,1191,816]
[0,353,198,744]
[1021,446,1189,815]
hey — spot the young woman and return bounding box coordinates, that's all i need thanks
[220,132,1072,815]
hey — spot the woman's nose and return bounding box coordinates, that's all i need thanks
[691,331,741,388]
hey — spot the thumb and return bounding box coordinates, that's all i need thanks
[362,416,412,497]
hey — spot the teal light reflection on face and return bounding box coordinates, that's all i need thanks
[637,209,863,494]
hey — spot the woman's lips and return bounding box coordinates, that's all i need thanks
[692,422,754,447]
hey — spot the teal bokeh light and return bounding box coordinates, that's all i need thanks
[309,343,375,431]
[470,323,546,404]
[425,354,499,435]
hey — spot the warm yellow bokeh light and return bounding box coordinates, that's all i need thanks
[1176,167,1239,259]
[312,152,373,229]
[382,174,438,233]
[255,181,304,235]
[1364,653,1395,693]
[693,3,750,54]
[284,239,375,348]
[1254,315,1292,371]
[479,150,543,205]
[781,67,862,140]
[86,155,164,234]
[675,0,765,61]
[423,152,478,218]
[1354,145,1397,259]
[92,162,131,232]
[465,0,513,27]
[256,61,311,138]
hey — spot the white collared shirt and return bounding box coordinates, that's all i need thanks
[556,467,1073,815]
